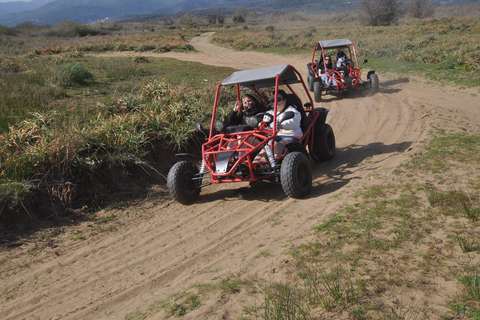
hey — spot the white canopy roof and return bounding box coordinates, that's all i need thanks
[316,38,353,50]
[221,64,300,89]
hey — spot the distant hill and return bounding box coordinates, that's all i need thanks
[0,0,55,15]
[0,0,355,26]
[0,0,479,27]
[0,0,182,26]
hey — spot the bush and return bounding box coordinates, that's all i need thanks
[0,25,16,36]
[58,63,93,86]
[43,20,110,37]
[359,0,404,26]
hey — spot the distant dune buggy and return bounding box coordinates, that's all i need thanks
[167,64,336,204]
[307,38,379,102]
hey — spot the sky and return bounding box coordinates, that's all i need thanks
[0,0,34,2]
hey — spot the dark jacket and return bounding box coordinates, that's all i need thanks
[226,110,247,126]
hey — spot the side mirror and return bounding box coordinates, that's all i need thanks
[196,123,207,138]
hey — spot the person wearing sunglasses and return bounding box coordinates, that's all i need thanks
[318,55,333,76]
[253,90,302,164]
[318,55,337,87]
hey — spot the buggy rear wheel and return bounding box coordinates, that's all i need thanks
[312,123,335,162]
[167,161,201,205]
[370,73,379,94]
[307,74,314,92]
[280,152,312,198]
[313,80,322,102]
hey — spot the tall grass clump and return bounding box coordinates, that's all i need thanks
[460,266,480,302]
[56,62,94,86]
[0,78,218,222]
[454,265,480,318]
[454,189,480,222]
[263,283,309,320]
[0,58,57,131]
[301,264,357,311]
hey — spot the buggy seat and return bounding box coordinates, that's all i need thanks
[286,94,309,134]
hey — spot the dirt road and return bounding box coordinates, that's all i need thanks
[1,32,479,320]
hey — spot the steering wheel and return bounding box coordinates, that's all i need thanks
[254,112,274,126]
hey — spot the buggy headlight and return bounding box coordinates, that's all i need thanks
[246,116,259,128]
[214,120,225,133]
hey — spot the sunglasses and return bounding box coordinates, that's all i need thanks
[277,97,285,101]
[325,58,331,61]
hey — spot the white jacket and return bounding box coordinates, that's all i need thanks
[265,105,303,138]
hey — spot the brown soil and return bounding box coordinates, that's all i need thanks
[1,32,480,320]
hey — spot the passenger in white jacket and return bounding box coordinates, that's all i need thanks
[253,90,302,163]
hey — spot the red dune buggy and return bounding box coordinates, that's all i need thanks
[307,38,379,102]
[167,64,336,204]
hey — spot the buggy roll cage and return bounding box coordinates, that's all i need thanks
[209,64,318,152]
[311,38,359,72]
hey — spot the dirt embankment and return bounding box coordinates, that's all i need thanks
[1,32,479,320]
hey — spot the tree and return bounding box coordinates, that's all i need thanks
[179,13,192,26]
[233,7,246,23]
[406,0,434,18]
[359,0,404,26]
[208,13,217,24]
[207,13,225,24]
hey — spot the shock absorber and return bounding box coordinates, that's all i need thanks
[199,160,207,173]
[264,144,276,168]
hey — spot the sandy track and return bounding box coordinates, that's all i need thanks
[1,32,479,320]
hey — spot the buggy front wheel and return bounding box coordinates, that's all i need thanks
[307,74,314,92]
[167,161,201,205]
[280,152,312,198]
[312,123,335,162]
[370,73,379,94]
[313,80,322,102]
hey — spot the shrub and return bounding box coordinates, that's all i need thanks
[0,25,16,36]
[57,63,93,86]
[43,20,109,37]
